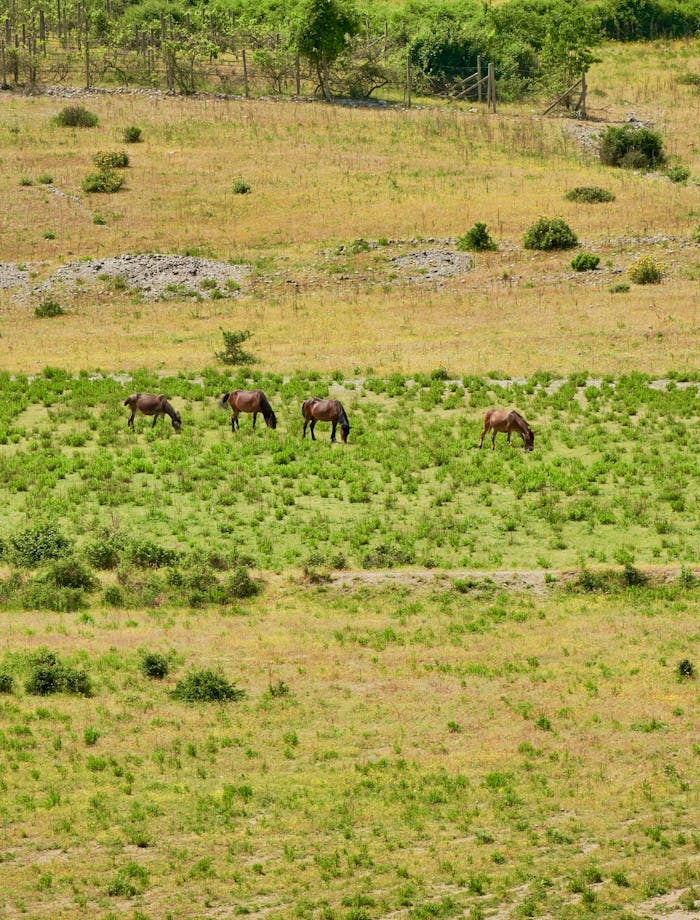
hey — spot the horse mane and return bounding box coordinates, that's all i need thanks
[259,391,276,426]
[510,409,531,433]
[337,401,350,431]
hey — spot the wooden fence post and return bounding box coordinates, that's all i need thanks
[579,70,587,118]
[406,55,411,108]
[242,48,249,97]
[1,41,6,87]
[477,55,482,103]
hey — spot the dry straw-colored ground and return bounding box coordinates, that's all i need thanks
[0,40,699,376]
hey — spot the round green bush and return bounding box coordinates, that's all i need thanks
[93,150,129,170]
[523,217,578,251]
[34,299,64,318]
[122,125,143,143]
[54,105,98,128]
[599,125,666,170]
[564,186,615,204]
[233,179,251,195]
[457,222,497,252]
[677,658,695,679]
[9,524,72,567]
[571,252,600,272]
[171,668,245,702]
[82,170,124,194]
[0,672,14,694]
[226,566,260,599]
[141,652,170,679]
[45,556,98,590]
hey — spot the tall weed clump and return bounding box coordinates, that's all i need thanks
[53,105,98,128]
[171,668,245,702]
[599,125,666,170]
[457,222,497,252]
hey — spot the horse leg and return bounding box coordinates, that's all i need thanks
[252,412,257,429]
[491,431,497,450]
[310,420,316,441]
[507,431,511,445]
[302,419,308,438]
[152,414,159,427]
[330,421,337,442]
[231,411,238,432]
[127,411,135,428]
[478,425,487,448]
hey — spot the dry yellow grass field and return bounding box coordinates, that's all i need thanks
[0,40,699,375]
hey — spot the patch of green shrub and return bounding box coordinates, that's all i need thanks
[171,668,245,702]
[141,652,170,679]
[609,282,629,293]
[523,217,578,251]
[457,222,497,252]
[25,649,93,697]
[125,539,179,568]
[233,178,251,194]
[215,329,257,365]
[45,556,98,590]
[225,566,260,599]
[628,255,662,285]
[665,165,690,184]
[676,659,695,680]
[0,672,14,693]
[571,252,600,271]
[564,186,615,203]
[54,105,98,128]
[81,170,124,194]
[122,125,143,143]
[37,174,53,185]
[8,524,73,567]
[107,862,149,897]
[20,581,87,612]
[93,150,129,170]
[84,534,124,570]
[599,125,666,170]
[34,299,64,318]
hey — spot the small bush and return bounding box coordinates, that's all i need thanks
[45,557,98,591]
[226,566,260,599]
[54,105,98,128]
[609,282,630,293]
[564,186,615,203]
[37,174,53,185]
[677,659,695,680]
[93,214,107,225]
[457,222,497,252]
[171,668,245,702]
[81,170,124,194]
[233,178,251,194]
[571,252,600,272]
[677,73,700,86]
[43,230,56,240]
[93,150,129,170]
[122,125,143,143]
[84,535,124,570]
[25,650,93,697]
[665,165,690,184]
[103,585,124,607]
[34,299,64,318]
[8,524,72,567]
[599,125,666,170]
[141,652,170,679]
[0,672,14,693]
[20,176,33,186]
[107,862,149,897]
[628,255,663,285]
[126,539,178,568]
[21,582,87,612]
[523,217,578,251]
[215,329,257,365]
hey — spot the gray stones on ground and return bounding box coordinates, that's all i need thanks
[389,249,474,283]
[4,254,251,302]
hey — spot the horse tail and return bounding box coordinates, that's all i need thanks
[124,394,136,407]
[220,392,231,409]
[259,392,277,429]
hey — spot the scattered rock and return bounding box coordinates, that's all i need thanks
[389,249,473,283]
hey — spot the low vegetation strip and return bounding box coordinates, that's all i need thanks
[0,578,697,918]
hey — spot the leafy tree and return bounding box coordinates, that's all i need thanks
[291,0,360,101]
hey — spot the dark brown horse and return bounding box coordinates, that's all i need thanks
[301,397,350,443]
[124,393,181,431]
[220,390,277,431]
[479,408,534,451]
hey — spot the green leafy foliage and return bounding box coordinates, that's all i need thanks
[233,178,251,194]
[81,170,124,193]
[93,150,130,170]
[25,649,93,697]
[8,525,73,567]
[53,105,98,127]
[523,217,578,250]
[171,668,245,702]
[628,255,662,284]
[599,125,666,169]
[122,125,143,143]
[571,252,600,271]
[34,299,64,318]
[564,186,615,203]
[215,329,257,365]
[141,652,170,679]
[457,222,497,252]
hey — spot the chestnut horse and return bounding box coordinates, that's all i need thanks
[124,393,181,431]
[220,389,277,431]
[301,397,350,443]
[479,408,534,451]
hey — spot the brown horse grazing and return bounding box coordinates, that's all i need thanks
[220,390,277,431]
[479,408,534,451]
[301,397,350,443]
[124,393,181,431]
